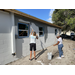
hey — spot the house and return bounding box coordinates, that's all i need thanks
[0,9,62,65]
[61,30,75,36]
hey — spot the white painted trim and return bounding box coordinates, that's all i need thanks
[19,29,28,31]
[10,13,16,53]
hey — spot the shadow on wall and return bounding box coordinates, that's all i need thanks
[18,18,56,51]
[30,22,49,50]
[40,40,44,50]
[44,26,48,43]
[16,39,24,58]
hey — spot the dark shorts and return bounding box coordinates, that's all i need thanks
[30,43,36,51]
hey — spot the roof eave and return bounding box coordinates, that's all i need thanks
[0,9,62,29]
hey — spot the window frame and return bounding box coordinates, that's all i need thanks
[55,29,58,35]
[39,26,44,37]
[18,23,29,38]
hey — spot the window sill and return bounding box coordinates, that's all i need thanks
[39,35,44,37]
[18,36,29,39]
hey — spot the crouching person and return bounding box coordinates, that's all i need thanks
[53,34,64,59]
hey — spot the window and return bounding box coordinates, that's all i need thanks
[55,29,57,35]
[39,27,44,36]
[18,23,29,37]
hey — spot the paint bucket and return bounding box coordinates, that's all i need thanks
[47,52,52,60]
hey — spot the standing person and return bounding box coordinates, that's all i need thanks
[53,34,64,59]
[29,29,38,61]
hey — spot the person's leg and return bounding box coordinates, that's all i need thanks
[58,45,62,57]
[30,44,32,60]
[61,44,64,57]
[34,51,36,59]
[30,51,32,59]
[34,44,36,59]
[61,48,63,55]
[61,44,63,55]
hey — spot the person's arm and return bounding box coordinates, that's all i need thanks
[53,41,60,46]
[36,34,38,39]
[30,29,33,35]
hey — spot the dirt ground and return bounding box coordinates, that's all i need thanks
[7,39,75,65]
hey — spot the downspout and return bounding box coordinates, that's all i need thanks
[10,12,16,56]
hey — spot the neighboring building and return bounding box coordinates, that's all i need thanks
[0,9,62,65]
[61,30,75,36]
[66,31,75,36]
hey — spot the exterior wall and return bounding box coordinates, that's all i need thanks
[0,11,18,65]
[0,11,60,64]
[15,15,59,58]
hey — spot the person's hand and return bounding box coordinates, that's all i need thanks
[53,44,56,46]
[32,29,33,32]
[36,34,38,39]
[36,34,38,36]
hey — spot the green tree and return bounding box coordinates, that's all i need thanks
[52,9,75,32]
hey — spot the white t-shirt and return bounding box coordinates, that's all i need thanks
[30,35,36,43]
[57,37,63,45]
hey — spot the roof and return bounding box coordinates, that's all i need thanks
[0,9,62,29]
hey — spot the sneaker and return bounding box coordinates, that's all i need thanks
[56,57,61,59]
[29,59,32,61]
[61,55,64,58]
[34,58,37,60]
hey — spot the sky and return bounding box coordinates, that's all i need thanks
[16,9,55,23]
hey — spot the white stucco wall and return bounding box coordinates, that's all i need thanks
[0,10,18,65]
[15,16,59,58]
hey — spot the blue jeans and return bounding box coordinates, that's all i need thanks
[58,44,63,57]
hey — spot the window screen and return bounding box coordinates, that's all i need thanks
[55,29,57,35]
[18,23,29,37]
[39,27,44,36]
